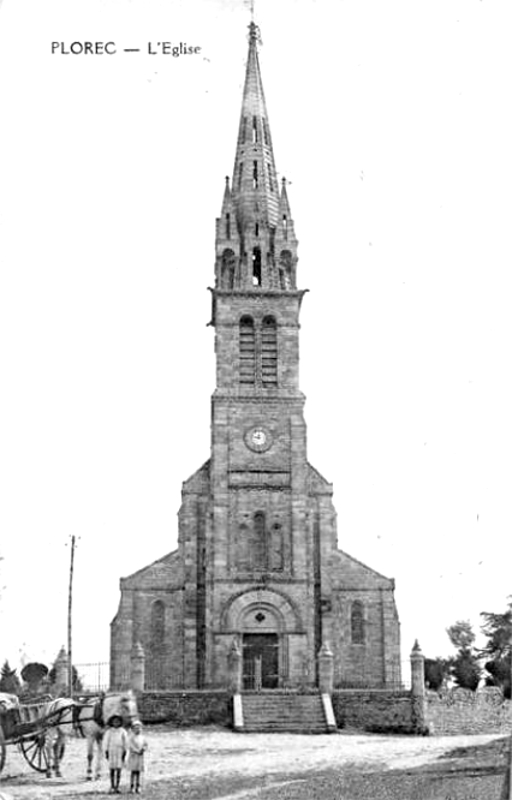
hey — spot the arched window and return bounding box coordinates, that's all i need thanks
[239,316,256,385]
[221,249,236,289]
[252,511,266,569]
[239,512,284,573]
[148,600,166,689]
[150,600,165,652]
[241,116,247,144]
[237,523,250,570]
[269,522,283,571]
[261,316,278,387]
[351,601,365,644]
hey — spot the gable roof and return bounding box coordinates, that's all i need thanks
[120,549,182,590]
[331,547,395,590]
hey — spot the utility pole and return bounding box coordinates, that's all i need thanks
[67,535,76,696]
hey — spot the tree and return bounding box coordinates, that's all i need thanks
[480,598,512,697]
[447,620,476,651]
[451,650,480,691]
[0,660,21,695]
[446,620,481,691]
[20,662,49,697]
[424,657,452,690]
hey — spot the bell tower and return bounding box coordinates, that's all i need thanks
[203,21,323,690]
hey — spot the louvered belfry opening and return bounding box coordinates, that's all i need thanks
[261,315,278,386]
[239,315,256,385]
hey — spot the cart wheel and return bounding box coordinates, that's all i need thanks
[19,734,50,773]
[0,726,5,773]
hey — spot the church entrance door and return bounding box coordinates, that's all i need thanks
[242,633,279,690]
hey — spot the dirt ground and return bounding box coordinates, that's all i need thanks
[0,726,509,800]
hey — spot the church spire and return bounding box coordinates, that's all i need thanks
[231,21,279,231]
[214,22,298,292]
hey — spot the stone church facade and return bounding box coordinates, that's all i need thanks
[110,23,401,692]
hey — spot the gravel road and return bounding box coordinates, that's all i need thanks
[0,726,507,799]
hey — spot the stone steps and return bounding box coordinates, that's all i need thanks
[239,693,335,733]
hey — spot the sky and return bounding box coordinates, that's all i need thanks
[0,0,511,680]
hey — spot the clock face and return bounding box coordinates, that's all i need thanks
[245,426,272,452]
[251,429,267,446]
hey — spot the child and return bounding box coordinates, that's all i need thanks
[103,714,128,794]
[127,719,148,794]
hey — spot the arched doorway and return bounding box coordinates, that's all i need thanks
[220,588,304,691]
[243,633,278,690]
[241,606,280,690]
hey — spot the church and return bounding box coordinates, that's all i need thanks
[110,22,401,693]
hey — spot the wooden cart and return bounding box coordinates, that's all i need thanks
[0,697,71,775]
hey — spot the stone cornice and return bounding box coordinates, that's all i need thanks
[209,287,308,300]
[212,390,306,403]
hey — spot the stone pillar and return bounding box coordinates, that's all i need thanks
[410,640,428,734]
[228,638,242,694]
[130,642,145,692]
[317,642,334,694]
[54,647,69,695]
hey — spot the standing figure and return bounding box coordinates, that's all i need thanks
[103,714,128,794]
[127,720,148,793]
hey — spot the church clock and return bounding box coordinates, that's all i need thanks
[244,426,272,452]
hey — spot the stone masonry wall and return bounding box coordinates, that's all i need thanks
[137,688,512,735]
[140,689,414,732]
[137,691,232,727]
[332,690,416,733]
[426,687,512,735]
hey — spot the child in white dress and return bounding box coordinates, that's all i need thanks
[103,714,128,794]
[127,719,148,793]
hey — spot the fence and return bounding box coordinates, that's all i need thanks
[335,660,411,692]
[74,662,110,693]
[74,661,205,692]
[74,659,411,693]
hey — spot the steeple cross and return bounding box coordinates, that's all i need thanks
[247,0,261,44]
